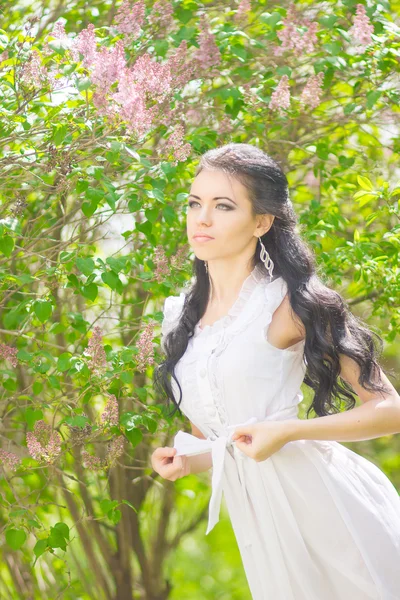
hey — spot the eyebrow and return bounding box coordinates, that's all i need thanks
[188,194,237,206]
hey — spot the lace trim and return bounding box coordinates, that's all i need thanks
[195,263,277,337]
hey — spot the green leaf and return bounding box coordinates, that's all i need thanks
[81,201,97,217]
[59,251,75,263]
[82,282,98,301]
[76,257,95,276]
[101,270,120,290]
[53,125,68,146]
[141,415,157,434]
[366,90,381,109]
[121,412,142,430]
[25,407,43,429]
[33,539,48,558]
[100,499,119,513]
[6,528,27,550]
[125,428,143,447]
[53,522,70,540]
[65,415,90,428]
[76,76,91,91]
[48,375,61,390]
[109,509,121,525]
[121,499,138,513]
[33,300,52,323]
[57,353,72,372]
[32,381,43,395]
[48,527,67,551]
[0,234,14,257]
[17,349,32,361]
[357,175,374,191]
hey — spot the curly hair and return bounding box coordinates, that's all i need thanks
[153,142,394,420]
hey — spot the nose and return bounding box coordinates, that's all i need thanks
[195,207,212,225]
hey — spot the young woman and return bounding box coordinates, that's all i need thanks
[152,143,400,600]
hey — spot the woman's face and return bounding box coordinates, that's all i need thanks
[186,168,272,261]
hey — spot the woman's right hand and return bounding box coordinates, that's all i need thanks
[151,446,191,481]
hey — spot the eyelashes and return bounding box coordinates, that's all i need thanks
[187,201,233,211]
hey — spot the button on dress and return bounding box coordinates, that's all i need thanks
[161,264,400,600]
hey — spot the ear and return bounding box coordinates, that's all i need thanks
[254,214,275,237]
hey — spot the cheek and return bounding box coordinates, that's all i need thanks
[226,214,255,240]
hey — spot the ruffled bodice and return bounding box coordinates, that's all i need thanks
[161,264,306,439]
[194,263,271,337]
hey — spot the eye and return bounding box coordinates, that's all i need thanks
[187,201,233,211]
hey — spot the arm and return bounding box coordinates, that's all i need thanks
[186,421,212,474]
[271,295,400,443]
[287,354,400,443]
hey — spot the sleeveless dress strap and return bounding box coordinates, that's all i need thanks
[264,277,289,316]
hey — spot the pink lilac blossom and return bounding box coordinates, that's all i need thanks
[163,123,191,165]
[20,50,49,87]
[167,40,196,89]
[110,69,155,137]
[153,245,170,283]
[42,21,70,57]
[136,322,156,372]
[0,343,18,367]
[81,449,106,471]
[0,449,21,472]
[269,75,291,113]
[114,0,146,41]
[170,244,189,270]
[130,53,172,103]
[51,21,69,43]
[304,170,319,189]
[0,50,9,63]
[63,20,195,138]
[349,4,374,48]
[90,39,126,93]
[300,71,324,109]
[186,107,203,126]
[274,4,319,57]
[193,14,221,76]
[234,0,251,23]
[148,0,174,30]
[101,395,119,426]
[106,435,125,466]
[242,82,260,107]
[86,326,108,376]
[26,420,62,464]
[218,115,234,134]
[70,22,97,68]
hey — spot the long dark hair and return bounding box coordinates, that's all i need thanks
[153,143,394,420]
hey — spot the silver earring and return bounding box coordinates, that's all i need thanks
[259,237,274,282]
[204,260,208,274]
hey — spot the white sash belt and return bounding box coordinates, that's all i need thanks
[173,406,300,548]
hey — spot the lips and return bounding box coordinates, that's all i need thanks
[193,234,214,240]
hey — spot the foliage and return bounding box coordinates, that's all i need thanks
[0,0,399,598]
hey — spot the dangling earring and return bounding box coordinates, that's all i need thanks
[204,260,208,274]
[258,237,274,282]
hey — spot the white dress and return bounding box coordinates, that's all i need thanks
[161,264,400,600]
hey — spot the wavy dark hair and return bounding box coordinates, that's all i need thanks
[153,143,394,420]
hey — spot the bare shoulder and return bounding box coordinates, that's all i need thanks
[267,292,306,349]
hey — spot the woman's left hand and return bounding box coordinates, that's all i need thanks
[231,421,293,462]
